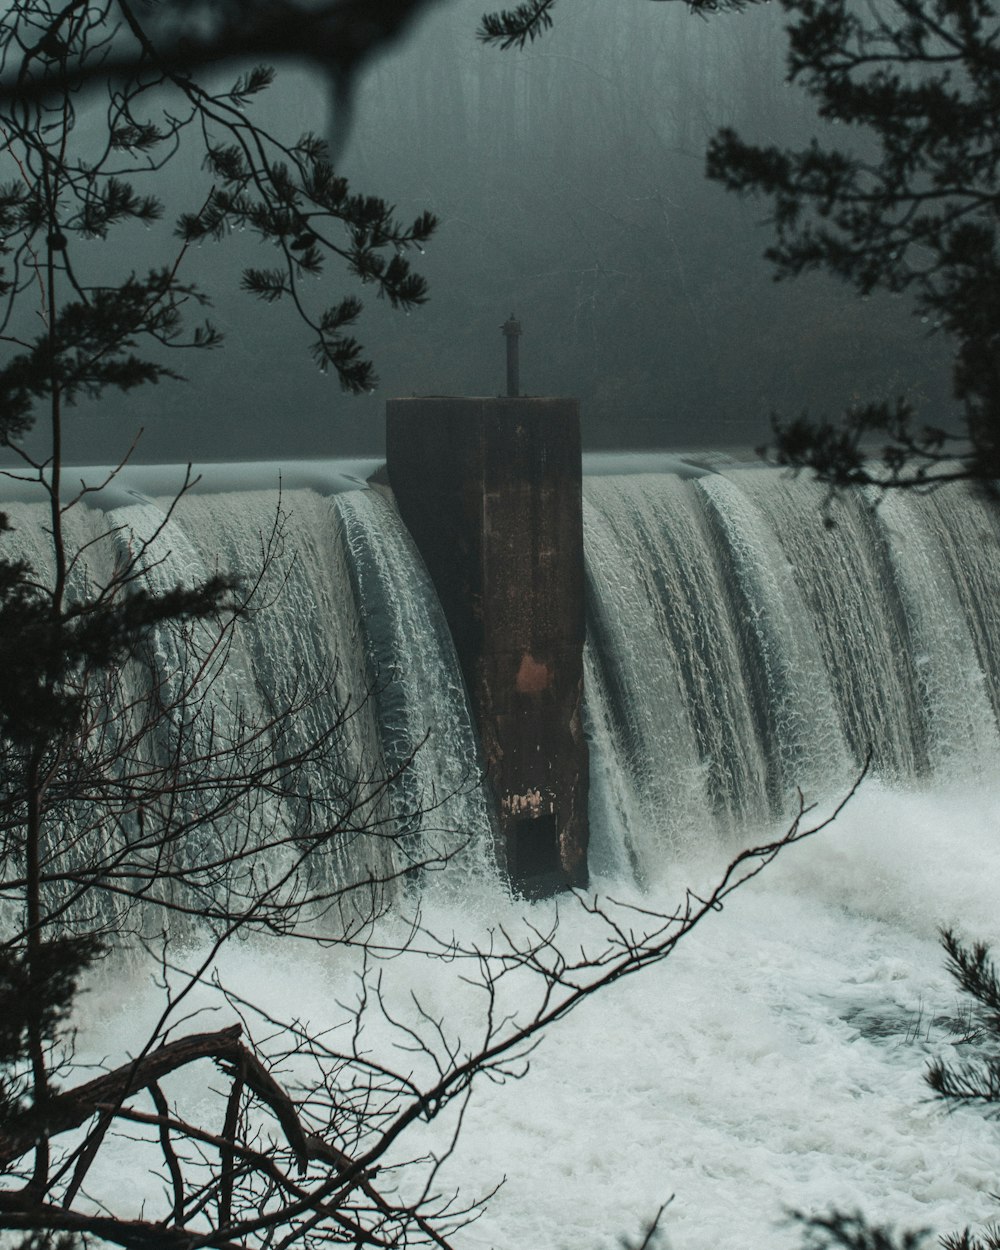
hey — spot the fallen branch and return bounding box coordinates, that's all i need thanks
[0,1023,310,1173]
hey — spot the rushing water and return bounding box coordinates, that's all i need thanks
[76,782,1000,1250]
[9,456,1000,869]
[8,455,1000,1246]
[582,466,1000,882]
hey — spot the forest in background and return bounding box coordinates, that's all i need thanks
[16,0,956,464]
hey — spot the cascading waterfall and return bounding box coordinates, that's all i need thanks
[144,487,495,899]
[583,464,1000,884]
[145,488,396,906]
[331,488,494,880]
[11,457,1000,1250]
[5,457,1000,900]
[0,480,491,932]
[583,472,777,871]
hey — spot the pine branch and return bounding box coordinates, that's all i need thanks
[789,1210,932,1250]
[941,928,1000,1019]
[925,931,1000,1122]
[478,0,556,49]
[708,0,1000,490]
[478,0,762,48]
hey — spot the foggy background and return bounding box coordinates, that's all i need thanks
[19,0,955,464]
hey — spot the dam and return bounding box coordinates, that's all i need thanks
[3,447,998,893]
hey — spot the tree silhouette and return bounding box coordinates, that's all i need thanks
[0,2,875,1246]
[706,0,1000,491]
[0,0,435,409]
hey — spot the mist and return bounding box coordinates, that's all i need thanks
[26,0,955,465]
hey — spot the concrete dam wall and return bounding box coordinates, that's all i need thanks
[386,396,589,894]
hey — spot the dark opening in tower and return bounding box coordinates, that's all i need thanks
[511,812,561,884]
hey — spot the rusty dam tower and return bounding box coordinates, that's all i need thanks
[385,327,588,894]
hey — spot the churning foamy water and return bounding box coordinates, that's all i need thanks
[10,456,1000,1246]
[75,779,1000,1250]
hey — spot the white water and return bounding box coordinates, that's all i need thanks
[77,779,1000,1250]
[9,460,1000,1245]
[582,470,1000,899]
[10,462,1000,883]
[1,483,493,923]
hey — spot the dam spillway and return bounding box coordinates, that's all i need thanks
[2,453,1000,893]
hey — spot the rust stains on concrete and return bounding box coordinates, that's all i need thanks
[514,653,552,694]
